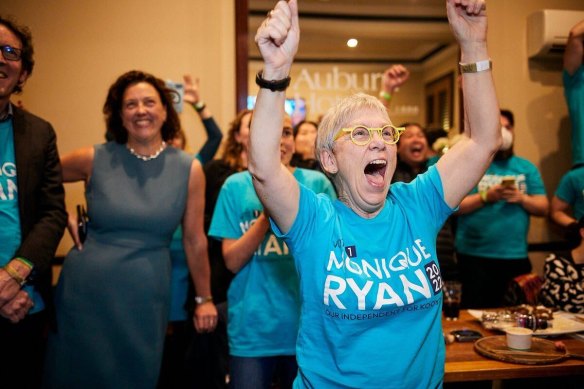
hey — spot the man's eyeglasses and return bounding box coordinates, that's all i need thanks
[334,125,406,146]
[0,45,22,61]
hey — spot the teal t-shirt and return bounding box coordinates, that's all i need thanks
[456,155,547,259]
[209,168,335,357]
[274,165,451,388]
[555,166,584,221]
[564,65,584,165]
[0,120,44,313]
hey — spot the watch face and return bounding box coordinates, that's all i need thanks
[195,296,212,304]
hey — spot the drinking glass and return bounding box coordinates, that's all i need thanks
[442,281,462,321]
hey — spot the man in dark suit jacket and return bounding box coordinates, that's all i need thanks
[0,15,66,388]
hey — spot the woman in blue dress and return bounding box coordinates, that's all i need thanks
[44,70,217,388]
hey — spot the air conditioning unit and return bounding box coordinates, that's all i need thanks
[527,10,584,59]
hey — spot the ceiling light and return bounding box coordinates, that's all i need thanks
[347,38,358,48]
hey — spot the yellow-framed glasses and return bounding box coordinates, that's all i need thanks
[334,125,406,146]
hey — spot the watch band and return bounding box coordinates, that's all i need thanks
[459,59,492,74]
[255,71,291,92]
[194,101,206,112]
[194,296,213,305]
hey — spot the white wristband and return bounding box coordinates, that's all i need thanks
[459,59,492,74]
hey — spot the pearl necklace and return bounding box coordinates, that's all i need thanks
[127,141,167,161]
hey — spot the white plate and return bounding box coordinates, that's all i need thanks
[467,309,584,336]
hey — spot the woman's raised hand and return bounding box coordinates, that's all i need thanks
[446,0,487,51]
[254,0,300,78]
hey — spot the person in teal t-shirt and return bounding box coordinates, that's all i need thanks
[249,1,498,387]
[209,116,335,389]
[563,18,584,166]
[551,166,584,233]
[551,18,584,242]
[455,109,548,309]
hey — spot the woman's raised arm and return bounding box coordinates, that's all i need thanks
[249,0,300,233]
[437,0,501,208]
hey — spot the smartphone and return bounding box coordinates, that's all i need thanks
[450,329,482,342]
[165,80,184,113]
[77,204,89,244]
[501,177,516,188]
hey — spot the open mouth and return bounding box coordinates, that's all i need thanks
[410,144,425,158]
[364,159,387,186]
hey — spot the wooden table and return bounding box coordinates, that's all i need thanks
[443,310,584,382]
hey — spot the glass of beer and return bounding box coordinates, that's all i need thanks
[442,281,462,321]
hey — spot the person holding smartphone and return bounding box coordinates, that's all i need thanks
[455,109,549,309]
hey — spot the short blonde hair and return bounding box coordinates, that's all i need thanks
[316,93,390,176]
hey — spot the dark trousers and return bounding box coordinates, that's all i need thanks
[184,302,229,389]
[158,303,230,388]
[229,355,297,389]
[158,320,191,389]
[0,311,48,389]
[457,253,531,309]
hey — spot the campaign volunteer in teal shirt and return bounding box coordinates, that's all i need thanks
[554,20,584,230]
[564,65,584,166]
[209,117,335,389]
[275,167,451,388]
[564,13,584,168]
[455,157,547,258]
[249,1,499,387]
[455,110,549,309]
[551,166,584,230]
